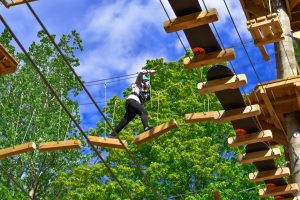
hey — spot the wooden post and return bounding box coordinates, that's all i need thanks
[274,0,300,195]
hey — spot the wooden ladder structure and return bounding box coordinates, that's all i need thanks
[186,72,297,198]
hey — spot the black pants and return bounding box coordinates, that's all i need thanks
[113,99,149,134]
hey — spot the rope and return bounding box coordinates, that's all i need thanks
[104,81,107,137]
[22,109,35,143]
[0,14,133,200]
[84,72,138,84]
[21,2,160,198]
[156,91,160,126]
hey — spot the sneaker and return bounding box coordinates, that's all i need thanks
[144,126,153,131]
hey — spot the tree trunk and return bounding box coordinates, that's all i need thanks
[274,0,300,195]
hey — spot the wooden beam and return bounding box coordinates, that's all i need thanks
[259,183,299,197]
[164,8,218,33]
[244,1,269,17]
[39,140,81,152]
[238,148,281,164]
[291,0,300,11]
[249,167,290,182]
[185,104,261,123]
[88,136,128,149]
[260,88,283,130]
[134,119,178,145]
[183,48,236,69]
[258,46,270,61]
[2,0,37,8]
[198,74,247,95]
[259,121,288,147]
[228,130,273,147]
[0,142,36,159]
[294,31,300,42]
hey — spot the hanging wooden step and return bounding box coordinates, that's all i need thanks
[249,167,290,182]
[2,0,37,8]
[183,48,236,69]
[238,148,281,164]
[39,140,81,152]
[0,44,18,75]
[213,190,221,200]
[198,74,247,94]
[88,136,128,149]
[185,104,261,123]
[259,183,299,198]
[0,142,36,159]
[228,130,273,147]
[163,8,218,33]
[134,119,178,145]
[247,13,284,61]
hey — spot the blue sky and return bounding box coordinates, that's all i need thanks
[0,0,279,130]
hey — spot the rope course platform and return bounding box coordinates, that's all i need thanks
[39,140,82,152]
[134,119,178,145]
[247,13,284,61]
[88,136,128,149]
[248,75,300,146]
[239,1,287,61]
[1,0,37,8]
[0,142,36,159]
[0,44,17,75]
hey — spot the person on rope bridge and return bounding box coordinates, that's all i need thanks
[109,69,156,137]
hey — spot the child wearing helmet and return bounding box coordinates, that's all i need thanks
[110,69,156,137]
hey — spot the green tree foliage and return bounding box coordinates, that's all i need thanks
[0,29,85,200]
[55,57,270,200]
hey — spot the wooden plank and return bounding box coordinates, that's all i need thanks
[228,130,273,147]
[198,74,247,94]
[259,121,288,147]
[249,167,290,182]
[0,142,36,159]
[244,2,269,17]
[291,0,300,11]
[164,8,218,33]
[185,104,261,123]
[39,140,81,152]
[134,119,178,145]
[248,16,279,30]
[238,148,281,164]
[259,183,299,197]
[2,0,37,8]
[183,48,236,69]
[254,33,284,46]
[88,136,128,149]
